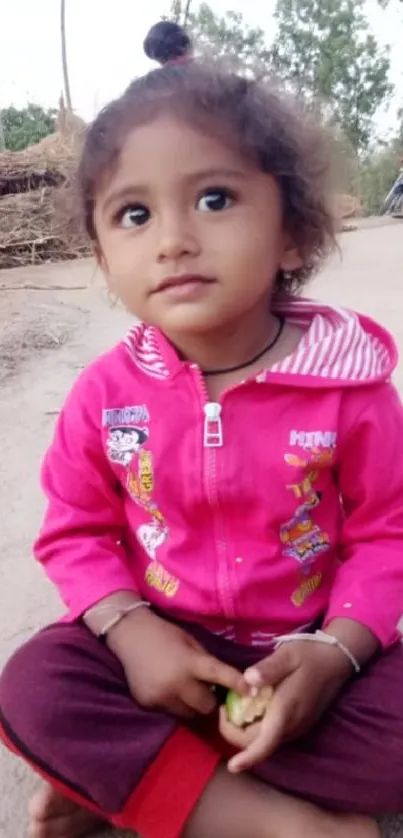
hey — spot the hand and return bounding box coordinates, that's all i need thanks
[107,607,244,719]
[219,636,353,773]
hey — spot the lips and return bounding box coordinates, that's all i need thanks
[155,274,215,293]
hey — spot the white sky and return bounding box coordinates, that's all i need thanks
[1,0,402,136]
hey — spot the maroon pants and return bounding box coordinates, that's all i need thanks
[1,621,403,838]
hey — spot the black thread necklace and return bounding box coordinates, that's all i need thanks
[202,316,285,377]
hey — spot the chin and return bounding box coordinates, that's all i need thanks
[158,306,225,335]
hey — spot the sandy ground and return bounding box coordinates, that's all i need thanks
[0,219,402,837]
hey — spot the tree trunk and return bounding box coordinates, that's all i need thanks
[183,0,192,26]
[60,0,72,111]
[0,111,5,150]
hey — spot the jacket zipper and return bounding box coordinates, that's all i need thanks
[203,401,223,448]
[190,365,236,620]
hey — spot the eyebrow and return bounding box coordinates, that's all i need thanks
[101,167,248,213]
[185,167,248,183]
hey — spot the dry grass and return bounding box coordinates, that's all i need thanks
[0,117,89,271]
[0,187,89,269]
[0,130,81,193]
[0,302,84,382]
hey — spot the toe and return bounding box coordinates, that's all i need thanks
[28,783,103,838]
[29,785,76,822]
[28,810,103,838]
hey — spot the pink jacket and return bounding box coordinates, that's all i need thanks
[35,299,403,648]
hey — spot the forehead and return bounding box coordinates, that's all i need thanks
[99,115,255,194]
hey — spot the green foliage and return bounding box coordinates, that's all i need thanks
[184,2,272,77]
[0,103,57,151]
[376,0,402,7]
[169,0,182,23]
[357,111,403,214]
[170,1,393,151]
[358,149,400,214]
[271,0,393,150]
[166,1,400,212]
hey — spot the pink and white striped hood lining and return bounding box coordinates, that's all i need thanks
[124,299,397,387]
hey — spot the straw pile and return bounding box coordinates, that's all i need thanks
[0,106,90,270]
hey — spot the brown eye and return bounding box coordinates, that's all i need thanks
[119,204,150,228]
[197,189,234,213]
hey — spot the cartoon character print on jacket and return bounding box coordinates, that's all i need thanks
[280,488,330,568]
[126,448,179,598]
[106,426,149,468]
[281,436,335,578]
[137,519,168,560]
[105,415,178,597]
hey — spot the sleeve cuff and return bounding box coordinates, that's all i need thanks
[61,580,139,623]
[324,602,400,649]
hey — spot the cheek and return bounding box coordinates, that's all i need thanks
[112,274,144,314]
[100,234,147,298]
[104,232,144,271]
[220,210,280,262]
[220,223,280,279]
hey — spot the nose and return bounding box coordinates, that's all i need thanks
[156,210,200,262]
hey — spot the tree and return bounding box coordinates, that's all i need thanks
[0,104,58,151]
[0,112,5,151]
[271,0,392,151]
[352,105,403,214]
[168,0,393,150]
[169,0,194,27]
[61,0,72,111]
[359,146,401,214]
[171,2,272,78]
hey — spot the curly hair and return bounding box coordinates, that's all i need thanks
[77,21,337,296]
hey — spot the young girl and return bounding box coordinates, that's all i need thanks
[2,19,403,838]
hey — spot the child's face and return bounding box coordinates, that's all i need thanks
[93,115,301,335]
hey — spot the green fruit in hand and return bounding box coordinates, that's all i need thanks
[226,685,274,728]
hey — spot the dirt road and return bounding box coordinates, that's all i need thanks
[0,220,402,837]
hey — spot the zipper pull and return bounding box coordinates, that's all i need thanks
[203,402,223,448]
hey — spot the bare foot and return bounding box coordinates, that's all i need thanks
[28,783,105,838]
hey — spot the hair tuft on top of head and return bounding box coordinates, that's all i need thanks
[143,20,192,66]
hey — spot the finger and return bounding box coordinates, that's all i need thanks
[193,653,245,694]
[243,647,295,691]
[218,706,259,750]
[228,694,288,773]
[182,681,217,716]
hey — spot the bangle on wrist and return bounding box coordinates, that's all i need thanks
[95,600,151,642]
[274,629,361,674]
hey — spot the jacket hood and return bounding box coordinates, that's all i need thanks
[124,299,397,388]
[269,299,397,388]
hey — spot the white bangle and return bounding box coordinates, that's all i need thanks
[98,600,150,639]
[274,629,361,674]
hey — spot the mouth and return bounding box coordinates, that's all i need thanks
[155,274,216,294]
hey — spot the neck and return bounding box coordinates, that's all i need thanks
[165,303,278,373]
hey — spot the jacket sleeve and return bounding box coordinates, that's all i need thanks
[34,370,138,620]
[325,382,403,647]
